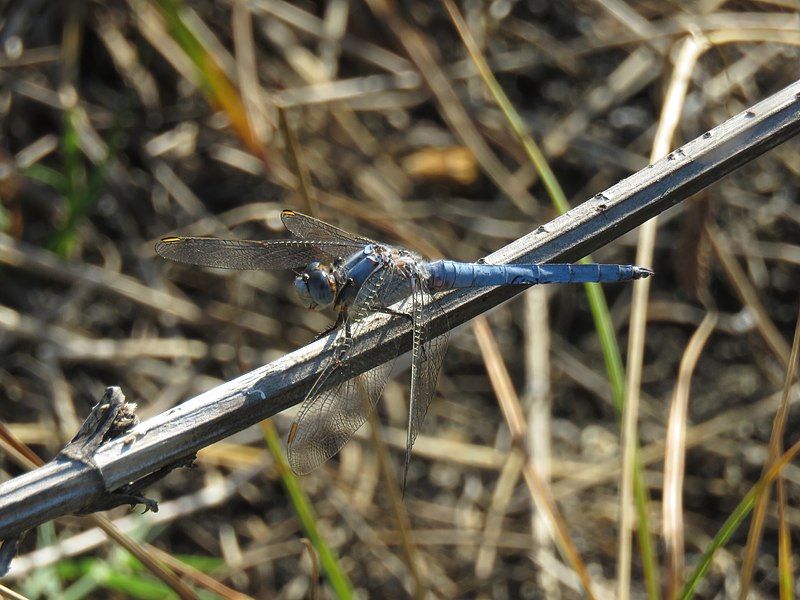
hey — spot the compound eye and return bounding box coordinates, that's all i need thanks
[294,263,336,310]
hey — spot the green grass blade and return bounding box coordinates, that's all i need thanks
[261,421,355,599]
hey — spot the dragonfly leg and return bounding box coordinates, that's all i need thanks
[376,306,412,321]
[314,307,348,340]
[375,306,437,363]
[376,307,425,353]
[315,319,342,340]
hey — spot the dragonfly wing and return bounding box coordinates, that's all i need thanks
[281,209,377,247]
[404,275,449,488]
[158,211,380,271]
[287,264,401,474]
[155,237,360,270]
[287,359,396,474]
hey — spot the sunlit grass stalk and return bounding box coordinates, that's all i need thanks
[148,0,262,157]
[441,1,659,597]
[679,439,800,599]
[740,301,800,599]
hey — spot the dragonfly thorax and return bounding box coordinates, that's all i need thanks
[295,262,337,310]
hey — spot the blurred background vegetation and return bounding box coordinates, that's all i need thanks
[1,1,799,598]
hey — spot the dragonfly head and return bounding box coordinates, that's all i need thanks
[295,262,337,310]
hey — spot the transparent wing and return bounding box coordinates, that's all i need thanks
[155,237,361,270]
[287,263,402,474]
[281,209,377,247]
[157,211,378,271]
[403,275,449,488]
[287,360,396,474]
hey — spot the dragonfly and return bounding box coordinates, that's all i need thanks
[156,209,652,484]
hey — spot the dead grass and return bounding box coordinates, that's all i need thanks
[1,1,800,598]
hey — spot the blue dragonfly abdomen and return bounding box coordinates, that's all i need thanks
[425,260,652,292]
